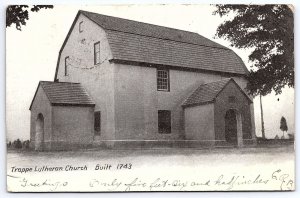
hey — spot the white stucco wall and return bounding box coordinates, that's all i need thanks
[52,106,94,147]
[30,86,53,149]
[184,103,215,141]
[114,63,233,140]
[56,13,115,141]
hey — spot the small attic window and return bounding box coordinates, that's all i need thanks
[94,41,100,65]
[65,56,69,76]
[79,21,83,33]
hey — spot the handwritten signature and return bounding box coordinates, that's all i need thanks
[271,169,294,190]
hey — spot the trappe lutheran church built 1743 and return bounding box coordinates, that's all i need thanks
[29,10,256,151]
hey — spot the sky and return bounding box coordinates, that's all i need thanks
[6,4,295,141]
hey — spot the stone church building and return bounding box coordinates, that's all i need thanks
[29,10,256,150]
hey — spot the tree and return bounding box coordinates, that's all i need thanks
[13,139,22,149]
[280,116,288,138]
[213,5,294,96]
[6,5,53,31]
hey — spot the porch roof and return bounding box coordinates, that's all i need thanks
[29,81,95,110]
[182,78,251,107]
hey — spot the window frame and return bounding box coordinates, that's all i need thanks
[94,111,101,135]
[79,21,83,33]
[157,69,170,92]
[94,41,100,65]
[158,110,171,134]
[64,56,69,76]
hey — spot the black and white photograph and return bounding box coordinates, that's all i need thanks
[5,3,295,192]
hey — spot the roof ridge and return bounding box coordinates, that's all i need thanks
[80,10,200,35]
[40,81,80,84]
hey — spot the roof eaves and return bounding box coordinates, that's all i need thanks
[110,59,248,76]
[231,50,250,76]
[182,100,215,108]
[52,103,95,107]
[29,81,53,110]
[29,82,41,110]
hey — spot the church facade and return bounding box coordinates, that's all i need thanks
[29,10,256,150]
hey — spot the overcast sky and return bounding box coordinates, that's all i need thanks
[6,4,294,141]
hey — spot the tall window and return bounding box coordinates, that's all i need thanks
[64,56,69,76]
[94,41,100,65]
[158,110,171,134]
[157,69,169,91]
[94,111,101,135]
[79,21,83,33]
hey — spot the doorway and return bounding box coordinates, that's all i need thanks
[35,113,44,151]
[225,109,238,145]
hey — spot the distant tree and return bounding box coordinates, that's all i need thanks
[280,116,288,138]
[7,141,12,148]
[287,133,294,140]
[22,140,30,150]
[213,5,294,96]
[13,139,22,149]
[6,5,53,31]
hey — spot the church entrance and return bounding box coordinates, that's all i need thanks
[225,109,238,145]
[35,113,44,151]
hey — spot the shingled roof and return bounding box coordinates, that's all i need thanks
[80,10,226,49]
[54,10,249,81]
[182,78,251,107]
[29,81,95,110]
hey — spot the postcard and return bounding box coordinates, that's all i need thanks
[6,4,295,192]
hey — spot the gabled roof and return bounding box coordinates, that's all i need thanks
[182,78,252,107]
[54,10,249,81]
[29,81,95,110]
[80,10,226,49]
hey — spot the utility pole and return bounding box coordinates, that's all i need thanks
[260,94,266,139]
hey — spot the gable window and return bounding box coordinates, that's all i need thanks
[94,111,101,135]
[94,41,100,65]
[79,21,83,33]
[64,56,69,76]
[158,110,171,134]
[157,69,169,91]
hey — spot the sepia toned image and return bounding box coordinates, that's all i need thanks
[6,4,294,192]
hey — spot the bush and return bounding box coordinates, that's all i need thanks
[22,140,30,150]
[13,139,22,149]
[7,141,12,148]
